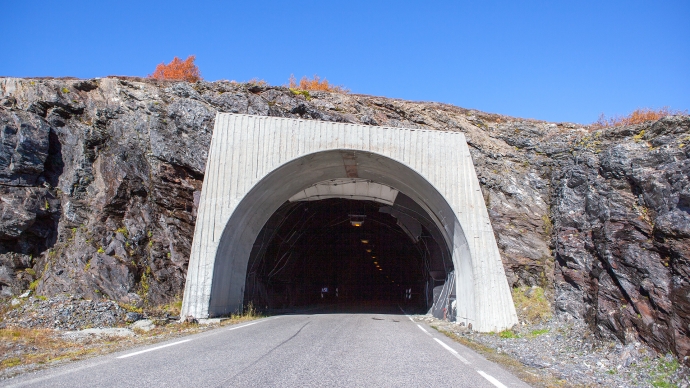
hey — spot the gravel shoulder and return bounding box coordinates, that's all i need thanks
[0,295,257,380]
[417,315,689,387]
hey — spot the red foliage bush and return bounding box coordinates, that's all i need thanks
[591,107,686,129]
[288,74,348,93]
[149,55,202,82]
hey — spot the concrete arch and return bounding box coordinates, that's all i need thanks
[181,113,518,332]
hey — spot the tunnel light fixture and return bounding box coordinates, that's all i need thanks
[349,214,366,227]
[371,256,376,259]
[374,261,378,265]
[366,249,372,253]
[361,239,369,244]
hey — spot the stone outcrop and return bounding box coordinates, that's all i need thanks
[0,77,688,362]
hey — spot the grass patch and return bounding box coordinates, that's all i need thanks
[431,326,566,387]
[512,286,552,324]
[118,303,143,314]
[650,355,680,388]
[115,226,128,238]
[528,328,550,337]
[28,279,39,291]
[499,329,520,339]
[0,328,98,372]
[148,297,182,317]
[290,88,311,101]
[1,358,21,368]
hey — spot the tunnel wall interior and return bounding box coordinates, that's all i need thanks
[243,194,454,316]
[181,113,518,332]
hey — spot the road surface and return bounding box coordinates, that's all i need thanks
[3,304,529,387]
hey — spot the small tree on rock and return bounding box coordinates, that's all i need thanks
[149,55,202,82]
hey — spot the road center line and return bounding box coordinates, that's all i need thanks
[117,339,192,359]
[416,324,432,336]
[478,371,508,388]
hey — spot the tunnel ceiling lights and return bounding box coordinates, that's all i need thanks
[365,249,372,253]
[349,214,366,227]
[360,239,369,244]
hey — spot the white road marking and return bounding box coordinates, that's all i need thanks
[117,339,192,359]
[416,324,432,336]
[433,338,470,365]
[478,370,508,388]
[432,336,508,387]
[227,321,262,331]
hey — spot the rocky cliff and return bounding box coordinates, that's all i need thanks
[1,77,688,362]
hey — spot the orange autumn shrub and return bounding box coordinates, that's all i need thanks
[288,74,348,93]
[591,107,686,129]
[149,55,202,82]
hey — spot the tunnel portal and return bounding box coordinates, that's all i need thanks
[181,113,518,332]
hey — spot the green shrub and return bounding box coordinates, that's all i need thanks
[115,227,129,238]
[29,279,39,291]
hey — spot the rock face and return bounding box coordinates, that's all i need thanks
[0,77,688,362]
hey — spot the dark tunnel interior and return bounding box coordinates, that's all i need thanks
[244,194,455,315]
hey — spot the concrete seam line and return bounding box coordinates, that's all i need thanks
[416,324,432,336]
[477,371,508,388]
[116,339,192,359]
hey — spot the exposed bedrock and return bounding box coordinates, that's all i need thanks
[0,77,688,361]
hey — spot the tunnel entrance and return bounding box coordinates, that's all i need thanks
[182,114,518,331]
[244,193,453,315]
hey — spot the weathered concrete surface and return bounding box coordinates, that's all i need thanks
[181,114,518,332]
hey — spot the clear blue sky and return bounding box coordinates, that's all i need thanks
[2,1,688,124]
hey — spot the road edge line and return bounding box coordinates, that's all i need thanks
[477,370,509,388]
[116,339,192,359]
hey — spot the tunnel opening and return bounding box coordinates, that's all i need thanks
[243,190,454,316]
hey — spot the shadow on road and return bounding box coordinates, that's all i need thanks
[267,300,424,316]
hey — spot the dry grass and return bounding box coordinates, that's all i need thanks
[0,328,101,371]
[288,74,349,93]
[220,302,261,326]
[432,327,570,388]
[0,306,262,378]
[590,107,687,130]
[247,78,269,87]
[512,286,552,324]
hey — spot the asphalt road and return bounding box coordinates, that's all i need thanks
[2,304,530,387]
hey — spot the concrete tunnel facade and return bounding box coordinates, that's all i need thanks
[181,113,518,332]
